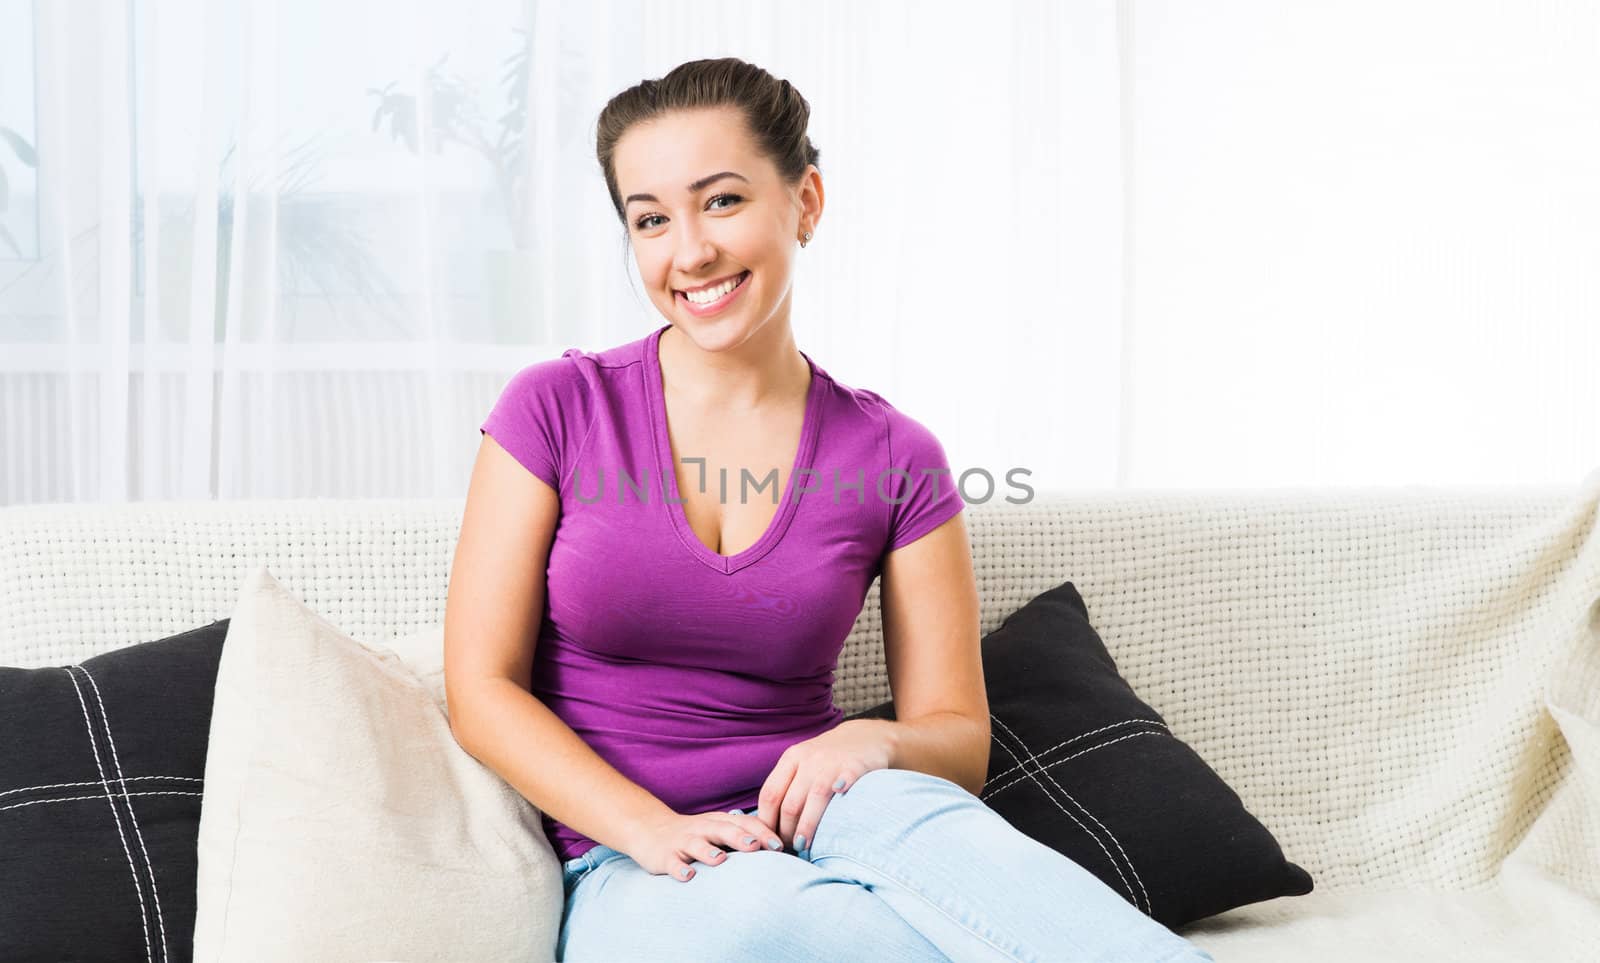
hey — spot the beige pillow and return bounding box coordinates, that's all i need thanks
[192,566,561,962]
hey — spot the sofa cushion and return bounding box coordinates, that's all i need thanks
[845,579,1314,929]
[0,618,229,963]
[190,565,562,962]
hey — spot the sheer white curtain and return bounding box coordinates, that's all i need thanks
[1,0,1595,506]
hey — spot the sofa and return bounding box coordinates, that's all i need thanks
[4,472,1599,962]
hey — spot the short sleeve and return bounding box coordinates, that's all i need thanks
[479,350,590,492]
[879,400,965,552]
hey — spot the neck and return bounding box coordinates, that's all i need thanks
[659,323,810,414]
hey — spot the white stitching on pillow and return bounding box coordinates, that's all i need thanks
[0,775,203,799]
[79,664,172,963]
[988,714,1152,916]
[981,729,1169,800]
[983,718,1170,785]
[63,666,155,963]
[0,790,205,814]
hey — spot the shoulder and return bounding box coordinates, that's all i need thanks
[805,361,949,465]
[856,387,947,464]
[482,346,614,492]
[497,348,592,401]
[495,333,644,410]
[806,363,900,443]
[482,348,602,457]
[848,386,962,553]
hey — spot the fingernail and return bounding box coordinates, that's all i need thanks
[742,835,757,847]
[766,838,781,851]
[680,867,691,879]
[832,778,845,790]
[795,833,807,850]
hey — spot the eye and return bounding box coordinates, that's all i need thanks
[634,192,744,231]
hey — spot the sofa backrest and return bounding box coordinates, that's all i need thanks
[4,483,1596,895]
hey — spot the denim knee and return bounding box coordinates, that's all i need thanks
[841,767,969,810]
[853,766,967,796]
[813,767,976,853]
[599,845,939,962]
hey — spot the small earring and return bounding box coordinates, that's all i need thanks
[801,231,813,248]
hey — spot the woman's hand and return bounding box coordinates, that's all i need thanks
[623,809,786,883]
[757,718,895,857]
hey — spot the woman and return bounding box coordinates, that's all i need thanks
[445,57,1214,963]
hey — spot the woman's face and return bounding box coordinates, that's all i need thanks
[614,106,822,351]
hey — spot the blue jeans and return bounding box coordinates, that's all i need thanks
[557,767,1215,962]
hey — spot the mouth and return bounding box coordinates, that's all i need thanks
[675,270,752,316]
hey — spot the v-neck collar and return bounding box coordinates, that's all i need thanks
[643,324,823,575]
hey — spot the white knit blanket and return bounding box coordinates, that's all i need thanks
[3,468,1598,960]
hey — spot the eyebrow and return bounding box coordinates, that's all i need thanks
[624,171,749,208]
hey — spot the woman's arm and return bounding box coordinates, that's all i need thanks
[444,435,674,856]
[875,511,990,796]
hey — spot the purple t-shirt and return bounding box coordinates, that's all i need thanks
[478,323,965,863]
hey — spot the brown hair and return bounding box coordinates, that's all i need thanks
[595,57,822,230]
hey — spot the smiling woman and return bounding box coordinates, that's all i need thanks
[599,88,823,351]
[448,56,1214,963]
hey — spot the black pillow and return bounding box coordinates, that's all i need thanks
[0,619,230,963]
[845,581,1312,929]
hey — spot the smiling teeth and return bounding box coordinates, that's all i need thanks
[685,273,745,304]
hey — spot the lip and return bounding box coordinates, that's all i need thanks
[674,271,748,295]
[675,270,751,318]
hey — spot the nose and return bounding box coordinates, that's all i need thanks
[671,224,719,277]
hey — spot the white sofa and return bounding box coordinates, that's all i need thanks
[4,476,1599,962]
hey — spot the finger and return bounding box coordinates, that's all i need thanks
[697,838,729,868]
[710,812,771,851]
[708,810,782,852]
[792,778,837,859]
[778,776,811,852]
[733,815,785,852]
[717,814,770,850]
[679,820,730,865]
[675,833,729,881]
[757,756,798,838]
